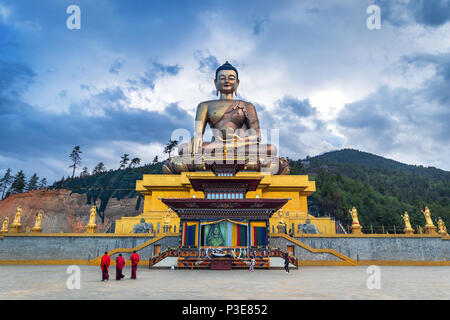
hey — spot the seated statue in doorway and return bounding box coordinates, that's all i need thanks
[163,61,290,175]
[206,224,225,246]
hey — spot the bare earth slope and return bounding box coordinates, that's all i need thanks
[0,189,139,233]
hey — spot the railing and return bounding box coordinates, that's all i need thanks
[178,246,271,259]
[270,247,298,268]
[349,225,422,234]
[148,247,178,268]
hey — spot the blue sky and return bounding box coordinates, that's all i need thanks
[0,0,449,182]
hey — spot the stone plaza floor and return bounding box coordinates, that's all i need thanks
[0,265,449,300]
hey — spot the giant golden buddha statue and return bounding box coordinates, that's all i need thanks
[163,61,290,175]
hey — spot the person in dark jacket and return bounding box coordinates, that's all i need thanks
[284,253,290,273]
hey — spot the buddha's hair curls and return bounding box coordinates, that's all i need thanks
[215,61,238,80]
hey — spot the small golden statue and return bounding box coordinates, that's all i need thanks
[348,206,363,234]
[10,206,23,233]
[276,208,286,233]
[421,206,434,227]
[421,206,437,235]
[437,217,448,236]
[401,211,414,235]
[163,208,172,233]
[1,217,9,233]
[31,211,43,233]
[349,207,360,225]
[86,206,97,234]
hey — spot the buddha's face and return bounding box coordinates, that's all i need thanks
[215,69,239,94]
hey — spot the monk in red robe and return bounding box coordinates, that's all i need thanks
[116,253,125,280]
[100,252,111,281]
[130,250,139,279]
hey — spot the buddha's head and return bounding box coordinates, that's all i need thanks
[215,61,239,97]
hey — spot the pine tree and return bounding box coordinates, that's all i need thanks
[92,162,106,175]
[26,173,39,191]
[9,170,26,194]
[69,146,82,178]
[163,139,178,158]
[119,154,130,169]
[129,157,141,168]
[152,156,159,165]
[0,168,13,199]
[80,167,89,177]
[38,178,47,189]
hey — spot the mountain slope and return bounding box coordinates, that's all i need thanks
[293,149,450,231]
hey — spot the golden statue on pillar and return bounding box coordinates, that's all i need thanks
[1,217,9,233]
[437,217,448,236]
[421,206,437,235]
[31,211,43,233]
[163,208,173,233]
[349,206,363,234]
[163,61,290,175]
[276,208,286,233]
[10,206,23,233]
[401,211,414,235]
[86,206,97,233]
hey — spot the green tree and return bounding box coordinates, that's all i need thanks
[163,139,178,158]
[38,177,47,189]
[26,173,39,191]
[9,170,26,194]
[152,155,159,165]
[119,154,130,169]
[80,167,89,177]
[69,146,82,178]
[0,168,13,199]
[92,162,106,175]
[129,157,141,168]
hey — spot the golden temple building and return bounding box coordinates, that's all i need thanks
[115,171,336,235]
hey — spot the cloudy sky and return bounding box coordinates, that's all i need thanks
[0,0,449,182]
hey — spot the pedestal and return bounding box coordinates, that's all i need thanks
[86,225,97,234]
[351,224,363,235]
[210,259,232,270]
[403,228,414,235]
[423,225,437,235]
[10,224,22,233]
[31,227,42,233]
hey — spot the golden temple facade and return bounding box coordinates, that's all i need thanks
[114,171,336,235]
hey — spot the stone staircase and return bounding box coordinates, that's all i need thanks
[271,233,359,266]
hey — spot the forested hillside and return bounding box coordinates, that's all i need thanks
[50,149,449,233]
[290,149,449,232]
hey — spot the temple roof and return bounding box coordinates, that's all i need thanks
[187,176,262,191]
[161,198,288,220]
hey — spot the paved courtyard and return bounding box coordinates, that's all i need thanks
[0,265,449,299]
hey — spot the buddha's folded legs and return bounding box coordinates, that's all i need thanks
[162,154,290,175]
[178,142,278,157]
